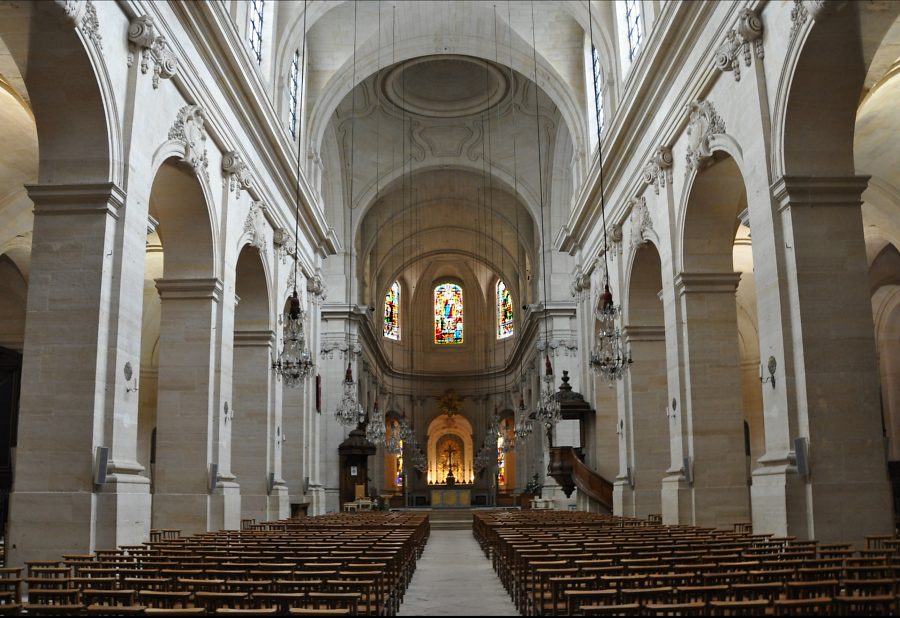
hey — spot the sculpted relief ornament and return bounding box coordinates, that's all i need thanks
[168,105,210,182]
[685,100,726,172]
[713,9,763,82]
[244,202,269,257]
[127,15,179,89]
[630,196,653,250]
[48,0,103,50]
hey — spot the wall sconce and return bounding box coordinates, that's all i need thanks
[666,398,677,421]
[759,356,776,389]
[224,402,233,424]
[124,362,139,393]
[616,419,624,436]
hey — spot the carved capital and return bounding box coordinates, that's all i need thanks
[168,105,210,182]
[685,100,725,172]
[642,146,673,194]
[127,15,177,87]
[222,151,252,197]
[714,9,763,82]
[274,227,297,265]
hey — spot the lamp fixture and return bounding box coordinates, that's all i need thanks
[273,0,314,388]
[586,0,632,384]
[365,396,387,444]
[333,0,364,424]
[536,355,562,427]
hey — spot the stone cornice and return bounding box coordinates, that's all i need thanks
[155,277,224,301]
[770,175,870,211]
[622,325,666,342]
[674,272,742,294]
[234,329,276,347]
[27,183,126,218]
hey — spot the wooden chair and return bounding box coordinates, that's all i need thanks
[644,601,707,616]
[708,599,771,616]
[833,594,896,616]
[772,596,832,616]
[580,602,642,616]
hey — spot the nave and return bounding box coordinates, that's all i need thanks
[4,508,900,616]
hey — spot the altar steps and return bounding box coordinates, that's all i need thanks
[429,508,474,530]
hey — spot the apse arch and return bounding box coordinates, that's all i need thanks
[426,413,475,485]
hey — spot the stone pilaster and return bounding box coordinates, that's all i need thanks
[623,325,668,519]
[676,272,751,528]
[152,277,240,534]
[8,183,151,565]
[232,329,288,522]
[763,175,893,544]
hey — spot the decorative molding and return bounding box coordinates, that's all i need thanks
[713,9,763,82]
[630,196,653,249]
[80,0,103,51]
[570,265,591,298]
[222,151,252,197]
[50,0,102,50]
[307,269,327,300]
[642,146,673,194]
[685,100,726,172]
[320,340,362,360]
[599,224,624,262]
[791,0,848,38]
[127,15,178,89]
[536,338,579,358]
[243,202,268,257]
[168,105,210,182]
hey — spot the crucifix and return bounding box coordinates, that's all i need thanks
[443,443,458,484]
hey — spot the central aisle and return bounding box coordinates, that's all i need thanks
[398,528,519,616]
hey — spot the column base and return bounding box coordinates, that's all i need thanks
[613,478,632,517]
[661,473,692,525]
[95,473,152,550]
[8,491,96,566]
[308,484,326,516]
[153,480,241,535]
[241,484,290,523]
[750,459,809,539]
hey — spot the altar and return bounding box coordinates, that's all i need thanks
[430,487,472,508]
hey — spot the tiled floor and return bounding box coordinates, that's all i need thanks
[398,529,519,616]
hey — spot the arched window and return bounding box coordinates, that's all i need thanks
[384,281,400,340]
[624,0,643,63]
[591,45,604,136]
[288,48,301,139]
[497,280,514,339]
[434,283,464,344]
[249,0,265,64]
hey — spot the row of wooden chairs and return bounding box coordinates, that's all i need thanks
[0,512,428,615]
[474,510,900,616]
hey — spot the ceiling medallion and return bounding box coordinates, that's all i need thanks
[380,55,511,119]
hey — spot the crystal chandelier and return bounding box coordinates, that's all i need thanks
[365,397,387,444]
[589,283,632,382]
[273,291,314,387]
[334,362,365,426]
[333,2,364,424]
[514,394,534,441]
[585,0,632,385]
[273,1,314,388]
[535,355,561,427]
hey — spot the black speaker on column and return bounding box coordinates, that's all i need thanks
[94,446,109,486]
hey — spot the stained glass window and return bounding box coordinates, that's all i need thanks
[249,0,264,64]
[497,436,506,486]
[497,280,514,339]
[384,281,400,340]
[434,283,463,344]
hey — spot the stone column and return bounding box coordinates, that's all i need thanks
[152,277,239,534]
[766,176,893,543]
[8,183,150,565]
[623,325,668,518]
[676,272,750,528]
[281,367,306,511]
[232,329,288,522]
